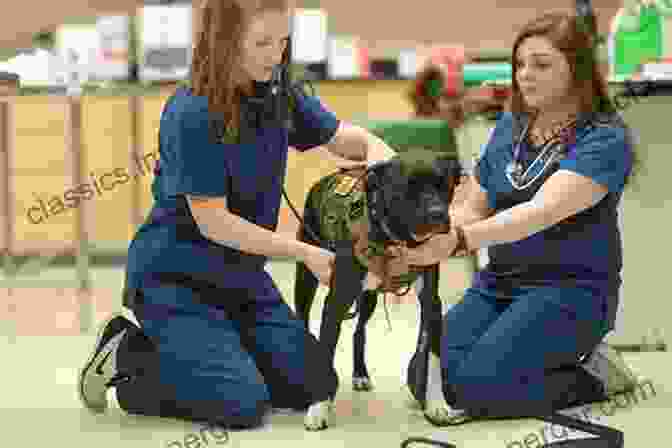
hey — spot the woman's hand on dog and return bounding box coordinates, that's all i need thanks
[366,245,415,292]
[404,232,458,266]
[334,158,367,172]
[302,245,336,286]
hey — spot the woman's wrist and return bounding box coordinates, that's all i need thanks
[293,240,317,262]
[366,134,396,165]
[450,225,471,256]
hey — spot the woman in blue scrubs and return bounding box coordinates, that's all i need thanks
[77,0,396,431]
[404,11,640,425]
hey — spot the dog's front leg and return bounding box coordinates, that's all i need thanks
[414,267,469,426]
[305,242,367,431]
[353,285,378,391]
[318,243,367,367]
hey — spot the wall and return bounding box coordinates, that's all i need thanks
[608,94,672,348]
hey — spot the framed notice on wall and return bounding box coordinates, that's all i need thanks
[55,24,99,89]
[139,4,193,82]
[95,15,130,81]
[291,9,328,64]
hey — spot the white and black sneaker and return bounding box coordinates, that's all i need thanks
[78,312,136,413]
[581,342,639,396]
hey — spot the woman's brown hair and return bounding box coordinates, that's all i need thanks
[510,10,640,188]
[190,0,290,135]
[509,10,615,118]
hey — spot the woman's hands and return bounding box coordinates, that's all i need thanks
[301,242,410,291]
[366,245,414,292]
[403,231,458,267]
[299,228,463,288]
[299,233,459,290]
[334,158,367,171]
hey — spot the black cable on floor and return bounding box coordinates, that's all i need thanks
[400,411,624,448]
[401,436,456,448]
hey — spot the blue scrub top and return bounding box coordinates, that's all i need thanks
[125,84,340,290]
[473,112,634,330]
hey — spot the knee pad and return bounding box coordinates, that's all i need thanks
[176,397,270,431]
[221,397,270,430]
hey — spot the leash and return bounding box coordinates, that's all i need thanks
[400,410,624,448]
[401,437,456,448]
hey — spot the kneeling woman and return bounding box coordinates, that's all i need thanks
[77,0,397,432]
[405,11,640,425]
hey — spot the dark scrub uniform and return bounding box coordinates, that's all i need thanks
[437,111,633,418]
[114,83,341,428]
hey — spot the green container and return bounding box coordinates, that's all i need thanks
[613,5,664,77]
[462,63,512,87]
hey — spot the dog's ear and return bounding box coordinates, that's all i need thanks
[431,156,462,201]
[372,157,408,202]
[432,155,462,180]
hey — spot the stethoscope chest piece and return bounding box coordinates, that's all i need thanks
[505,161,523,177]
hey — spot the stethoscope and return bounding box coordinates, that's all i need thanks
[505,119,577,190]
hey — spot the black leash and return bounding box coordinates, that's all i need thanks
[401,410,624,448]
[402,437,457,448]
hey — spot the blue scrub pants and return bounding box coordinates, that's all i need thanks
[114,270,338,429]
[410,284,610,419]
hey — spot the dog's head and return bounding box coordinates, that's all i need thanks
[344,149,462,293]
[365,149,463,247]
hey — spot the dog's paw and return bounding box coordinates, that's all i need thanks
[304,400,334,431]
[423,400,470,426]
[352,376,374,391]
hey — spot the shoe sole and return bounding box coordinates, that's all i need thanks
[423,409,471,427]
[304,400,335,431]
[77,312,127,413]
[583,344,638,396]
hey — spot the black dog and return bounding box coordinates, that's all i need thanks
[293,151,462,403]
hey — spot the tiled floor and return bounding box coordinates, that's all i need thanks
[1,263,669,447]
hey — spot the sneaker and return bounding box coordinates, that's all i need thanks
[581,342,639,396]
[78,313,136,413]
